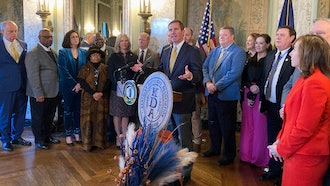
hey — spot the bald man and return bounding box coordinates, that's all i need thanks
[0,21,30,152]
[25,28,61,150]
[134,32,160,70]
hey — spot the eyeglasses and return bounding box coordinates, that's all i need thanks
[40,36,53,39]
[70,36,79,39]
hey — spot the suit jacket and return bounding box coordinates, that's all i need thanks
[104,45,115,64]
[57,48,86,96]
[25,44,59,98]
[260,49,295,112]
[277,68,330,159]
[0,38,27,92]
[280,67,301,106]
[202,43,246,101]
[159,42,202,114]
[107,51,138,91]
[134,48,160,69]
[194,46,206,93]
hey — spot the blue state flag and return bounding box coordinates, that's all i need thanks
[278,0,294,28]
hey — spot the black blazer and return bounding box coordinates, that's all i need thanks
[159,42,202,114]
[107,51,138,91]
[260,49,295,112]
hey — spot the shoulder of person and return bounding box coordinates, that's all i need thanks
[18,39,27,47]
[229,43,244,51]
[28,45,39,53]
[79,48,87,53]
[127,51,138,58]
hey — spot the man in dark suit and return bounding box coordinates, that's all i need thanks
[160,32,173,56]
[0,20,31,152]
[259,25,296,181]
[202,26,246,166]
[184,27,206,153]
[25,28,61,150]
[159,20,202,184]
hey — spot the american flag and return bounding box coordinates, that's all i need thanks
[196,0,217,56]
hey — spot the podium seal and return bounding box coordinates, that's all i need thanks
[138,72,173,132]
[123,80,137,105]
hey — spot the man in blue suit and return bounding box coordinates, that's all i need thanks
[0,20,31,152]
[202,26,246,166]
[159,20,202,184]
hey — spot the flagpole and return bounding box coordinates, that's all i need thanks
[207,0,212,53]
[286,0,290,25]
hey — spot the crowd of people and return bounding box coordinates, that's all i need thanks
[0,18,329,186]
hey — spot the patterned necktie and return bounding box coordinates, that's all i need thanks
[213,48,226,73]
[169,46,177,73]
[47,49,56,63]
[265,51,282,100]
[11,42,19,63]
[139,50,144,63]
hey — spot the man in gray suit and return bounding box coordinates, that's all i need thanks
[25,28,61,150]
[132,32,160,83]
[134,32,160,69]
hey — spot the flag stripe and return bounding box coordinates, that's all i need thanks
[196,0,217,56]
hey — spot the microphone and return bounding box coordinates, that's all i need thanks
[141,56,153,69]
[116,62,136,71]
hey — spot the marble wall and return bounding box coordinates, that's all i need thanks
[23,0,43,51]
[188,0,254,48]
[1,0,329,52]
[0,0,24,40]
[149,0,175,53]
[187,0,327,49]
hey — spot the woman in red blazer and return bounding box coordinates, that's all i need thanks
[268,34,330,186]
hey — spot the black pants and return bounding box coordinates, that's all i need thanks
[30,96,58,143]
[266,101,283,176]
[323,165,330,186]
[208,94,237,160]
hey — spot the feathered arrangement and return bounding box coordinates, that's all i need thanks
[112,122,198,186]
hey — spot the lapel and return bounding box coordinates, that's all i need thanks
[171,43,187,75]
[213,45,230,72]
[265,50,277,74]
[37,45,57,64]
[66,49,77,75]
[16,40,27,63]
[0,38,12,59]
[145,49,152,62]
[163,46,172,75]
[49,49,57,64]
[0,38,27,63]
[278,49,292,79]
